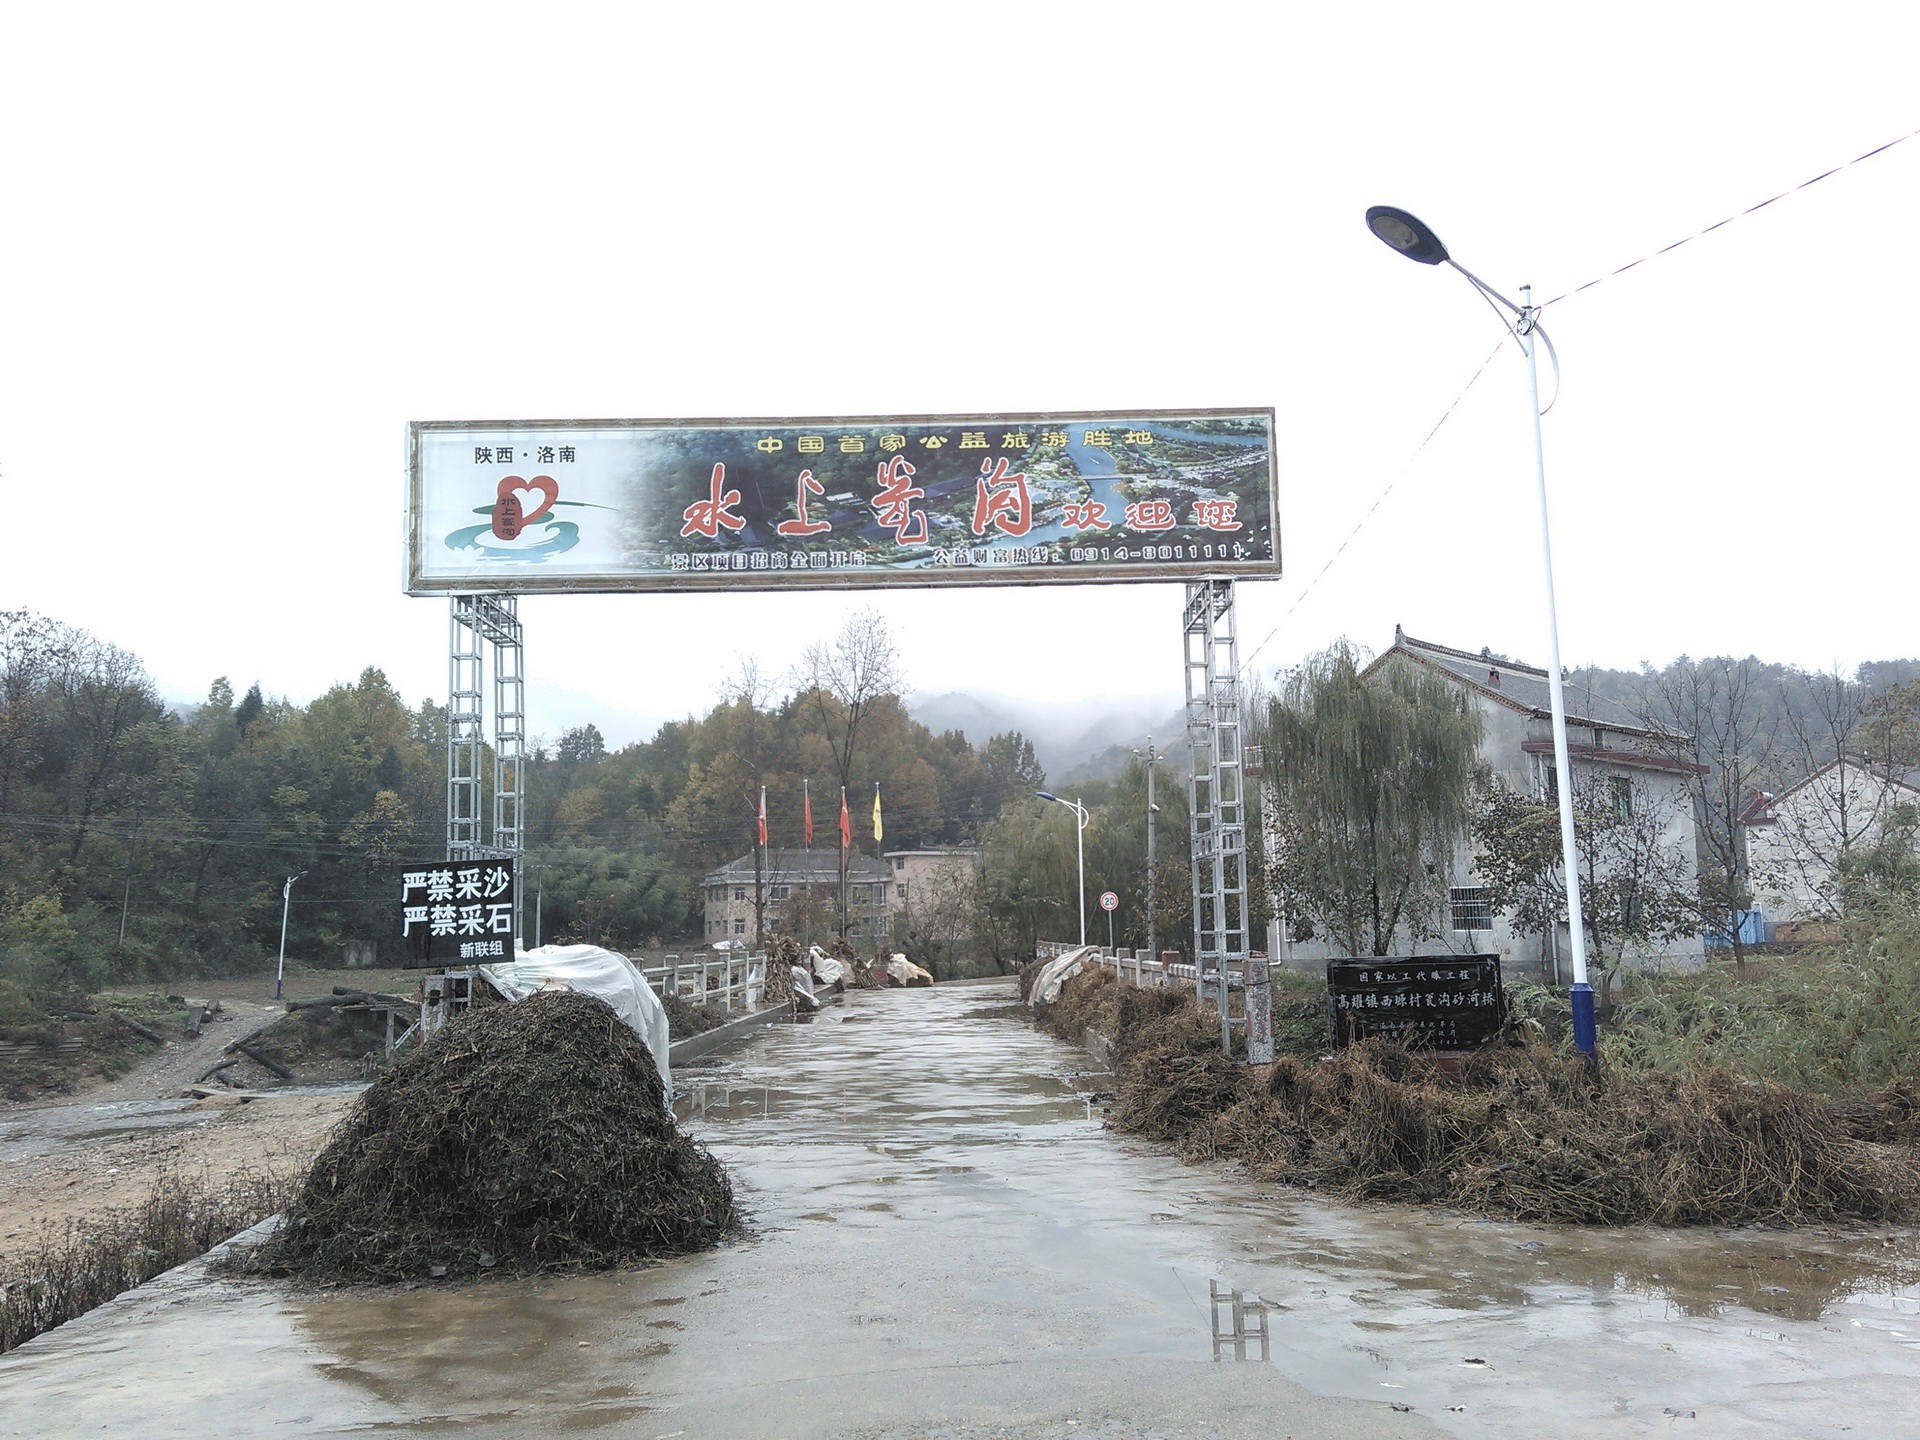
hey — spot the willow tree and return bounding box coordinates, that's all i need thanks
[1262,642,1482,956]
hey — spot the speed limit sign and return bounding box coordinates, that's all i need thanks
[1099,891,1119,912]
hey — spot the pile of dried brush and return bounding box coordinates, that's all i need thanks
[246,991,735,1281]
[1048,969,1920,1226]
[1017,956,1046,1002]
[662,992,728,1039]
[825,936,880,988]
[762,935,800,1005]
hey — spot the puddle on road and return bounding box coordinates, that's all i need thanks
[4,978,1918,1438]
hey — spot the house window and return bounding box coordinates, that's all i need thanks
[897,883,909,900]
[1450,886,1492,933]
[733,917,746,934]
[1611,775,1633,822]
[733,886,746,901]
[894,857,906,871]
[1539,762,1558,802]
[769,884,790,900]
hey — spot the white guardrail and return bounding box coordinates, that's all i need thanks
[1033,940,1275,1063]
[1031,941,1251,991]
[640,953,769,1013]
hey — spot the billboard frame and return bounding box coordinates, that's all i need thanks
[405,406,1280,596]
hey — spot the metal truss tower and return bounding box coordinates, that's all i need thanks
[447,594,526,931]
[1183,578,1247,1054]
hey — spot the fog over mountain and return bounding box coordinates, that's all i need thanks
[906,690,1184,787]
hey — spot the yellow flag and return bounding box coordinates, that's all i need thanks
[872,783,884,843]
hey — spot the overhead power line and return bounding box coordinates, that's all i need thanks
[1240,123,1920,683]
[1241,339,1507,675]
[1542,122,1920,308]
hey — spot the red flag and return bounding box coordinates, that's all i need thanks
[758,785,767,847]
[839,787,851,850]
[804,780,814,847]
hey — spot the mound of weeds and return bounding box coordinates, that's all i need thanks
[662,992,729,1039]
[247,990,735,1282]
[1039,968,1920,1226]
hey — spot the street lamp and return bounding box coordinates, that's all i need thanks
[275,870,308,1002]
[1036,792,1089,947]
[1129,737,1162,964]
[1365,205,1597,1059]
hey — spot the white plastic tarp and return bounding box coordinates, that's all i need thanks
[482,944,672,1100]
[1029,945,1100,1006]
[883,953,933,986]
[808,946,848,986]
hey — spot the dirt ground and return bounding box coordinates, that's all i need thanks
[0,967,385,1265]
[0,1089,354,1260]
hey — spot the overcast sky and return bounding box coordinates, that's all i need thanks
[2,3,1915,747]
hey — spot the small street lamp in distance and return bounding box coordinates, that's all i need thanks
[275,870,309,1002]
[1364,204,1598,1060]
[1035,792,1090,948]
[1129,737,1162,966]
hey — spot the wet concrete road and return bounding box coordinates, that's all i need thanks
[3,980,1918,1438]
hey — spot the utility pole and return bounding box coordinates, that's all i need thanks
[1144,736,1158,964]
[275,870,308,1002]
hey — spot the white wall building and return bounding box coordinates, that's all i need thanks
[699,848,892,944]
[1742,756,1920,924]
[1281,629,1706,978]
[883,848,983,942]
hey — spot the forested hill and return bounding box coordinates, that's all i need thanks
[0,609,1043,990]
[8,593,1919,996]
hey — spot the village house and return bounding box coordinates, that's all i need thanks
[1282,629,1706,978]
[700,846,984,950]
[883,848,983,941]
[1740,756,1920,927]
[699,848,892,944]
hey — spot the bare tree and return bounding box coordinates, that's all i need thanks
[1639,655,1777,973]
[796,610,904,934]
[716,656,782,948]
[1473,773,1697,1000]
[1758,667,1897,921]
[1745,666,1920,924]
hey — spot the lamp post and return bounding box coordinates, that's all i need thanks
[1131,738,1162,964]
[1036,791,1089,947]
[275,870,308,1002]
[1364,205,1597,1059]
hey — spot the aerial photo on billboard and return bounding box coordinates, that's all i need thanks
[405,409,1278,594]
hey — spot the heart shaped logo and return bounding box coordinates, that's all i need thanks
[491,474,558,539]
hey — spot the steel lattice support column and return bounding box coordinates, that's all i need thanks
[1184,578,1247,1055]
[447,602,485,860]
[447,594,526,934]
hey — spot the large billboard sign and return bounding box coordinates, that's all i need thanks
[405,410,1278,594]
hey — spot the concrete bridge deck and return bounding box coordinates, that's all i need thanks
[2,979,1917,1438]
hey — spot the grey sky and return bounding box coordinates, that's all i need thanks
[2,3,1914,746]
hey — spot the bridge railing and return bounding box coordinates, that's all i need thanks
[1034,942,1254,992]
[1035,942,1274,1063]
[641,952,767,1014]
